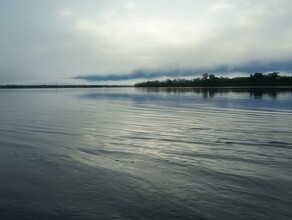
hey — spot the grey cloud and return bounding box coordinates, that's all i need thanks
[0,0,292,84]
[74,59,292,81]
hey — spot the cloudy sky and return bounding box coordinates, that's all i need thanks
[0,0,292,84]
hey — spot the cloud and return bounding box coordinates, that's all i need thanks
[207,0,234,12]
[74,69,198,81]
[57,9,73,17]
[0,0,292,84]
[126,1,137,9]
[74,59,292,81]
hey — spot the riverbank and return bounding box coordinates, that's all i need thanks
[0,85,132,89]
[134,73,292,87]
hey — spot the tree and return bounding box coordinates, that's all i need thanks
[202,73,209,80]
[268,72,279,80]
[209,74,215,80]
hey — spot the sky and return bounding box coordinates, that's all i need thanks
[0,0,292,84]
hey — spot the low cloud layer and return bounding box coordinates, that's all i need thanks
[75,59,292,81]
[1,0,292,84]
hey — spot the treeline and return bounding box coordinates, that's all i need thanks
[134,72,292,87]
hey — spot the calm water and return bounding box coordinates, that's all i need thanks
[0,88,291,220]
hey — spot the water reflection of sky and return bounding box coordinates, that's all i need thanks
[78,88,292,112]
[1,88,291,219]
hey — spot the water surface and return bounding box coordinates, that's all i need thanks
[0,88,291,220]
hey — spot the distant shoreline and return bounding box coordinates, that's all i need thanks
[1,85,292,90]
[1,73,292,89]
[134,73,292,87]
[0,85,133,89]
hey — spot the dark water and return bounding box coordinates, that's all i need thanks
[0,88,291,220]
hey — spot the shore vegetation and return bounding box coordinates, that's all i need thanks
[134,72,292,87]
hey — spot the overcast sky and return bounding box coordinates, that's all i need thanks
[1,0,292,84]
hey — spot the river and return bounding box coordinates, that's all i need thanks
[0,87,291,219]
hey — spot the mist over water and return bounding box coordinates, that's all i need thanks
[0,88,291,220]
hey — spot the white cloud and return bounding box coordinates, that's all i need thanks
[126,2,137,9]
[207,0,235,12]
[73,11,210,49]
[57,9,73,17]
[0,0,292,84]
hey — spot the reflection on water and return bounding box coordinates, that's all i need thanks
[80,87,292,111]
[0,88,291,220]
[136,87,292,99]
